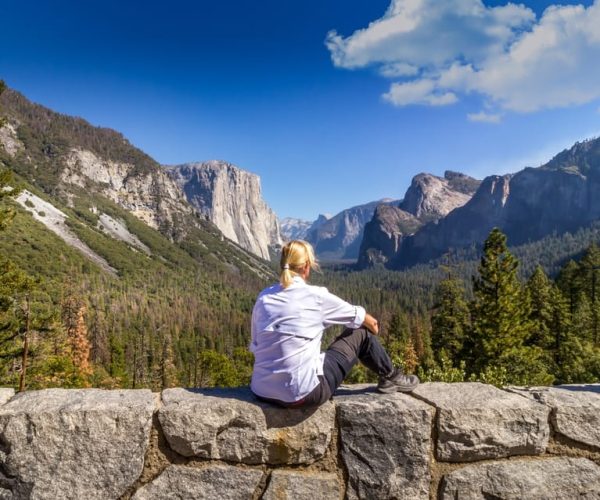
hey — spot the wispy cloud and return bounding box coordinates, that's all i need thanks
[467,111,502,124]
[327,0,600,116]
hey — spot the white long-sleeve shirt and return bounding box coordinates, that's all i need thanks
[250,276,366,402]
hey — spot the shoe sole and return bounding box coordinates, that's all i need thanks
[377,383,419,394]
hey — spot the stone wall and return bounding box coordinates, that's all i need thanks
[0,383,599,499]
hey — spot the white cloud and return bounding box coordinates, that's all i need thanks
[383,79,458,106]
[327,0,600,115]
[467,111,502,123]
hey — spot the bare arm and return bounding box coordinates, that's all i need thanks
[362,313,379,335]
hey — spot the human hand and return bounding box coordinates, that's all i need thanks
[363,313,379,335]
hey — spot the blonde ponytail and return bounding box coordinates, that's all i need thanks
[279,240,318,288]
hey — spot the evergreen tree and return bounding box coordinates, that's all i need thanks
[469,228,551,384]
[526,266,554,349]
[431,276,470,366]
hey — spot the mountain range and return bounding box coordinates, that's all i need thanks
[2,84,600,277]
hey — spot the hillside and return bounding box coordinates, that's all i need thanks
[0,86,275,390]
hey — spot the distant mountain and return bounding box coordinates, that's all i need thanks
[0,87,274,279]
[394,139,600,267]
[358,171,480,268]
[279,217,313,241]
[166,161,282,260]
[304,200,398,261]
[363,137,600,269]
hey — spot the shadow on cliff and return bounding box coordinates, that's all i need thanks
[183,387,320,427]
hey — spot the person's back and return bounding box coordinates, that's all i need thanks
[249,240,419,408]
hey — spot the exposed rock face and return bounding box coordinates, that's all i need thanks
[508,384,600,449]
[0,389,155,499]
[158,387,335,464]
[279,217,313,241]
[399,172,475,223]
[0,123,24,157]
[357,204,420,268]
[263,471,341,500]
[61,149,192,235]
[441,457,600,499]
[358,171,480,268]
[132,465,263,500]
[167,161,282,259]
[335,385,434,500]
[305,200,397,260]
[413,382,550,461]
[391,138,600,267]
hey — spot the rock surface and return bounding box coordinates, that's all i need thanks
[399,172,476,223]
[357,204,420,268]
[0,389,14,406]
[263,470,341,500]
[0,388,156,499]
[335,385,434,500]
[62,148,192,236]
[440,457,600,499]
[158,388,335,464]
[305,200,397,260]
[357,171,479,268]
[508,384,600,449]
[132,465,263,500]
[394,139,600,267]
[413,382,550,461]
[279,217,313,241]
[167,161,282,259]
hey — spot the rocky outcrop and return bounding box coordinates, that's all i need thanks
[0,383,599,499]
[399,172,475,223]
[386,138,600,268]
[61,148,192,235]
[167,162,282,259]
[358,171,480,268]
[357,204,420,268]
[305,200,397,260]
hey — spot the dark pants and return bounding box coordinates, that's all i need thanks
[258,328,394,408]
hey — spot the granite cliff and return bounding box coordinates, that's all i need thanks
[0,88,280,262]
[358,171,480,268]
[394,138,600,268]
[304,200,397,261]
[166,161,282,260]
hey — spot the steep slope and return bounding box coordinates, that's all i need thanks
[358,171,480,268]
[305,200,397,261]
[392,137,600,268]
[166,161,282,260]
[0,87,274,279]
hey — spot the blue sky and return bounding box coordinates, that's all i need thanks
[2,0,600,220]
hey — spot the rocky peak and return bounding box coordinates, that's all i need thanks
[399,172,479,222]
[166,161,282,260]
[357,171,480,268]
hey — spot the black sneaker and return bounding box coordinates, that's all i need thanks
[377,368,420,393]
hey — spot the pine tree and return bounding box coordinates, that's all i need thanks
[526,266,554,349]
[469,228,551,384]
[431,276,470,366]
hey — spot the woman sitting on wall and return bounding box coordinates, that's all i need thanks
[250,240,419,408]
